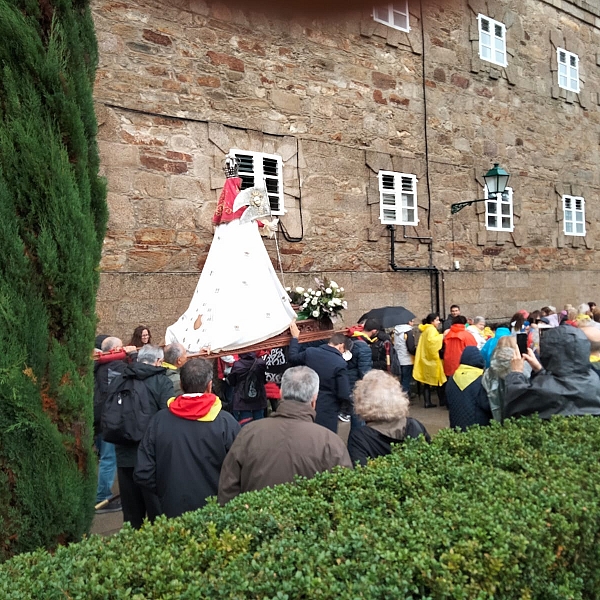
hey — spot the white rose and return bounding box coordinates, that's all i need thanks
[311,298,318,305]
[308,288,313,293]
[330,281,338,288]
[312,310,320,318]
[304,292,309,297]
[342,301,348,309]
[296,287,305,294]
[328,301,334,307]
[325,288,332,294]
[316,291,321,297]
[285,287,291,291]
[340,287,344,292]
[333,298,341,305]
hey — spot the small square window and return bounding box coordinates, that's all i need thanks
[477,14,507,68]
[484,186,514,232]
[230,149,285,215]
[378,171,418,226]
[373,1,410,32]
[557,48,580,93]
[563,195,585,236]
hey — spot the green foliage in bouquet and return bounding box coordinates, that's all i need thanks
[0,0,106,560]
[287,277,347,322]
[2,417,600,598]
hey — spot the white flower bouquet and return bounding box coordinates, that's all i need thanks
[287,277,347,323]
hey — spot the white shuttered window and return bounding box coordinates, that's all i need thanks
[563,195,585,236]
[229,149,284,215]
[557,48,580,93]
[478,14,507,67]
[485,186,514,232]
[372,2,410,32]
[378,171,418,226]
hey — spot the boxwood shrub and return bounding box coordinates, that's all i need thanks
[1,416,600,599]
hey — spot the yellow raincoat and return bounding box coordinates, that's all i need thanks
[413,323,447,386]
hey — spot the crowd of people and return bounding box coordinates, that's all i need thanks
[92,301,600,528]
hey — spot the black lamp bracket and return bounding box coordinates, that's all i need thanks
[450,198,488,215]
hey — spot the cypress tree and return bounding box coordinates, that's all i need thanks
[0,0,106,559]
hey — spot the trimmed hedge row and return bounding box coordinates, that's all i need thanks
[2,416,600,599]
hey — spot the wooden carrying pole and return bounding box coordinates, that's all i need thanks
[187,328,347,360]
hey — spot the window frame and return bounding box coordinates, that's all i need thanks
[477,14,508,68]
[562,195,586,236]
[557,48,580,93]
[372,2,410,33]
[378,170,419,226]
[229,149,285,215]
[484,186,514,232]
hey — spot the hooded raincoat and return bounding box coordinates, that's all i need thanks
[505,326,600,419]
[446,347,491,431]
[413,323,446,386]
[480,327,511,368]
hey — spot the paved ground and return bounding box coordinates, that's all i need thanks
[91,400,449,537]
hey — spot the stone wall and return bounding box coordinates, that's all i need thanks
[92,0,600,342]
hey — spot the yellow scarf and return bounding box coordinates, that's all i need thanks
[591,355,600,363]
[453,364,483,391]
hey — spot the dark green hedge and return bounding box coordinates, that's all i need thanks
[0,0,106,560]
[1,417,600,598]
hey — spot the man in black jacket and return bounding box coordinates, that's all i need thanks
[93,335,136,513]
[288,323,351,433]
[135,359,240,518]
[109,344,174,529]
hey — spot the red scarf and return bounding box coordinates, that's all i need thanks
[168,394,219,420]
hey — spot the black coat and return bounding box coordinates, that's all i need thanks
[111,362,175,468]
[346,337,373,393]
[347,418,430,466]
[505,326,600,419]
[134,405,240,518]
[288,339,350,432]
[228,354,267,412]
[93,359,127,435]
[446,346,492,431]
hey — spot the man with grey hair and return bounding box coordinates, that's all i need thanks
[218,366,352,505]
[107,344,174,529]
[163,343,188,394]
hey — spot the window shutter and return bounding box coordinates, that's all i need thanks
[378,171,418,226]
[379,171,397,224]
[230,150,285,215]
[372,2,409,32]
[234,153,255,190]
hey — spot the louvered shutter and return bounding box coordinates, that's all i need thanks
[230,150,285,215]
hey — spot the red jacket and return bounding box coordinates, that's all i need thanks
[443,325,477,377]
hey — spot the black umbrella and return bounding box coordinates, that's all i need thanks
[359,306,416,329]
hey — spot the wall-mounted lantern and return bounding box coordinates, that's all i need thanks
[451,163,510,214]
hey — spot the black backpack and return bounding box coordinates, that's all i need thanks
[384,340,402,377]
[101,375,154,446]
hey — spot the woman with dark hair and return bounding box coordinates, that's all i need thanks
[413,313,446,408]
[130,325,151,348]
